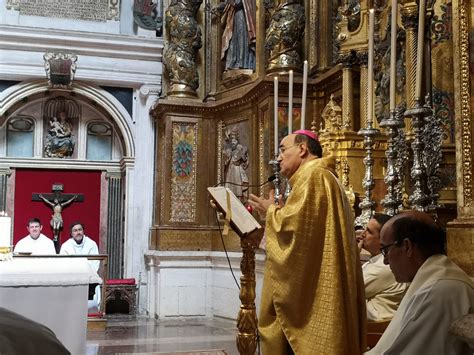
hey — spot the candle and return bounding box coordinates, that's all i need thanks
[301,61,308,130]
[415,0,426,99]
[288,70,293,133]
[0,215,12,247]
[368,9,375,125]
[390,0,397,111]
[274,76,279,156]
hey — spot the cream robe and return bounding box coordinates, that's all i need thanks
[367,254,474,355]
[363,254,408,321]
[259,156,366,355]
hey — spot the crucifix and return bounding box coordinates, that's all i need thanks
[32,183,84,253]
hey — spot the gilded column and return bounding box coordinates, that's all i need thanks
[446,0,474,276]
[339,52,357,130]
[358,52,369,130]
[400,2,419,134]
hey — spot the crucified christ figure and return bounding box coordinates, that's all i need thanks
[38,194,78,240]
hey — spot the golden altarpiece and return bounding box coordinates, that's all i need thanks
[151,0,473,353]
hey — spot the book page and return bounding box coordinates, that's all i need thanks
[208,186,261,236]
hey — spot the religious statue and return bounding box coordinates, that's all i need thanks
[38,194,78,240]
[44,111,75,158]
[223,127,249,201]
[217,0,256,71]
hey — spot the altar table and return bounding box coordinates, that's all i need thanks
[0,257,101,355]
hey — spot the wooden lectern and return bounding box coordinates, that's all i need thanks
[208,187,263,355]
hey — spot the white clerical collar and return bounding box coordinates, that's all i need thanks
[368,253,383,264]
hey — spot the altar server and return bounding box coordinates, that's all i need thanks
[14,217,56,255]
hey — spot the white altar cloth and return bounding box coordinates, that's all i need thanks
[0,257,101,355]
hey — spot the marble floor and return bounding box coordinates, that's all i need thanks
[86,316,242,355]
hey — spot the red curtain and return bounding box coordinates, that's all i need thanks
[13,169,101,248]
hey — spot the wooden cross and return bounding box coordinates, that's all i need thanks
[32,183,84,253]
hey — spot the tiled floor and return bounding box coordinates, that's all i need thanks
[86,316,240,355]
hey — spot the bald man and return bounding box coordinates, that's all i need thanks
[367,211,474,355]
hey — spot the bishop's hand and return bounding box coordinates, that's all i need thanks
[248,190,277,219]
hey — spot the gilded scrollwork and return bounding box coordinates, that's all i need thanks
[164,0,202,97]
[265,1,305,73]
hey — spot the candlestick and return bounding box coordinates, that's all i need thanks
[0,215,11,247]
[301,61,308,130]
[390,0,397,111]
[368,9,375,125]
[274,76,279,156]
[415,0,426,99]
[288,70,293,134]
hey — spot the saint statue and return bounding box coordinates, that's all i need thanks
[218,0,256,71]
[44,111,75,158]
[223,127,249,201]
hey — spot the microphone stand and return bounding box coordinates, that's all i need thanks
[269,156,281,204]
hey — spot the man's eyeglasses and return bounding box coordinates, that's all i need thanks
[278,143,301,155]
[380,241,399,256]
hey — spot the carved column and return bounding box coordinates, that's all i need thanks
[340,52,357,130]
[163,0,202,97]
[400,2,419,134]
[106,172,124,279]
[265,0,306,73]
[236,237,258,355]
[0,169,11,213]
[358,52,369,130]
[446,0,474,276]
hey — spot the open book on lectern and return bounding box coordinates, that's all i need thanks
[208,186,262,238]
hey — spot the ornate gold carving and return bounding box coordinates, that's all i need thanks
[153,229,215,251]
[457,0,472,207]
[321,94,343,133]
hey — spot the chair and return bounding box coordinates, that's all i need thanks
[367,319,391,349]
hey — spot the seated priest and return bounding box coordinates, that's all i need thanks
[249,130,366,354]
[359,213,408,322]
[367,211,474,355]
[60,221,100,312]
[14,217,56,255]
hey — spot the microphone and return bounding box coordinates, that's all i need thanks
[214,175,277,188]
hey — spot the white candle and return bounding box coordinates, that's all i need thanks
[368,9,375,125]
[415,0,426,99]
[390,0,397,111]
[0,215,12,247]
[301,61,308,130]
[288,70,293,133]
[274,76,279,156]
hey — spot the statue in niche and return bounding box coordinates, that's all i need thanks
[44,111,75,158]
[223,126,249,201]
[216,0,256,71]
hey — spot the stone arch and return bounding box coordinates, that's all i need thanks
[0,79,135,158]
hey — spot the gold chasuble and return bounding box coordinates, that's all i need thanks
[259,156,366,354]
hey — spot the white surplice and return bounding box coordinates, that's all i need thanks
[363,253,408,321]
[367,254,474,355]
[14,234,56,255]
